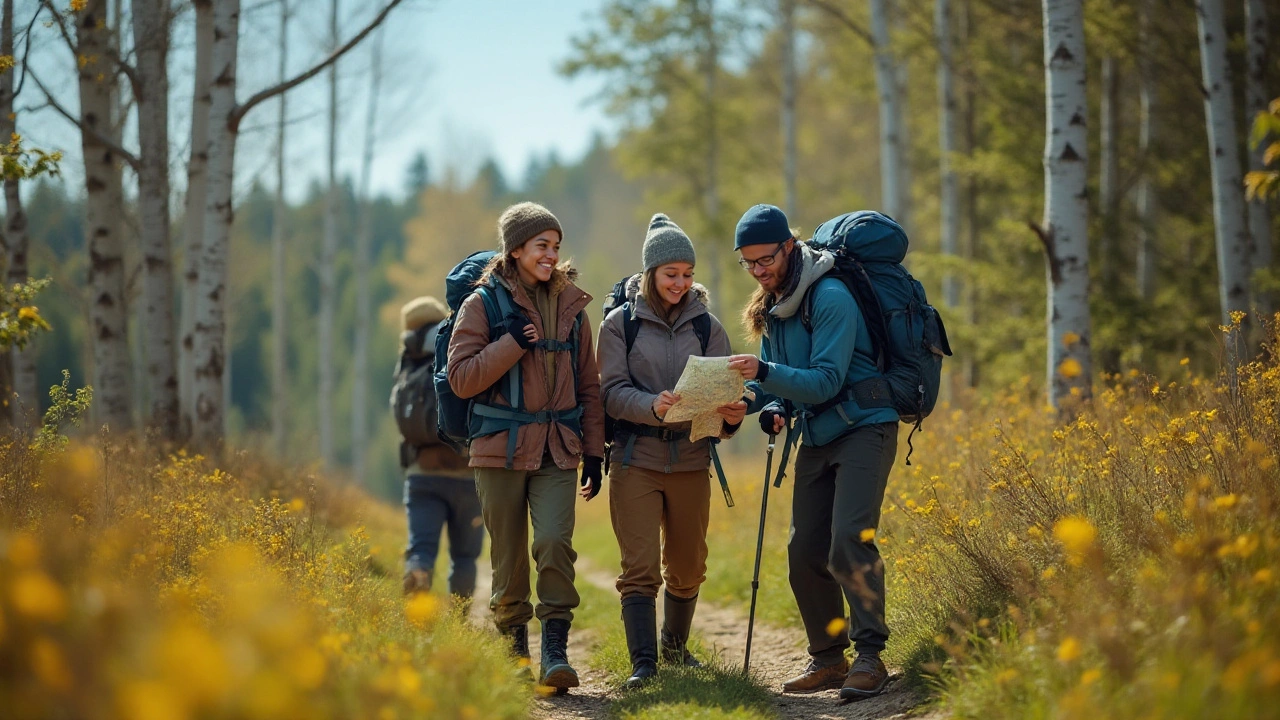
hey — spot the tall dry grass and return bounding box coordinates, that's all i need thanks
[0,377,527,720]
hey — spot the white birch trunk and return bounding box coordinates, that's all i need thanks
[271,0,289,458]
[870,0,904,223]
[190,0,239,447]
[1245,0,1271,318]
[318,0,340,469]
[702,0,721,311]
[781,0,797,220]
[2,0,36,426]
[1041,0,1092,407]
[181,0,214,439]
[1136,0,1156,302]
[937,0,960,309]
[891,3,911,234]
[351,27,384,485]
[78,0,133,432]
[1196,0,1251,368]
[134,0,179,437]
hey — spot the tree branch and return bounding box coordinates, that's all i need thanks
[232,0,407,126]
[801,0,874,47]
[1028,221,1061,285]
[27,68,140,171]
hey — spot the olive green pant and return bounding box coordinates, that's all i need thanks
[609,464,710,600]
[789,422,898,664]
[474,460,580,627]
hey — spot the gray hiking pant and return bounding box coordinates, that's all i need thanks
[788,422,898,665]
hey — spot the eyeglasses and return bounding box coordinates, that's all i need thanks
[737,241,788,271]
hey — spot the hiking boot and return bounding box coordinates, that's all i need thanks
[781,658,850,694]
[402,568,433,595]
[659,591,702,667]
[840,653,889,699]
[621,597,658,689]
[499,623,532,678]
[539,618,580,693]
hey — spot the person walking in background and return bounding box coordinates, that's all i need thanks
[446,202,606,693]
[597,214,746,688]
[393,296,484,605]
[727,204,899,700]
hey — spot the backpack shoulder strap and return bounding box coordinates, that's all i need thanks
[622,302,642,354]
[692,313,712,355]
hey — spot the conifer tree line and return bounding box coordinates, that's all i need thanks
[1,0,1276,500]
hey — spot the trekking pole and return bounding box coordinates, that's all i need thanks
[743,438,775,674]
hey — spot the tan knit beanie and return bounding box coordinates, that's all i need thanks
[400,296,448,332]
[498,202,563,255]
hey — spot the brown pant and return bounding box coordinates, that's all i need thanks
[608,464,710,600]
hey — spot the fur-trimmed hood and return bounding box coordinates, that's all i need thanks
[478,256,581,297]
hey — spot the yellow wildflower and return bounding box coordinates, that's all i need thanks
[994,668,1019,684]
[1057,636,1082,663]
[1213,494,1238,510]
[1053,516,1097,566]
[825,617,848,637]
[1057,357,1083,379]
[11,571,68,623]
[405,592,440,627]
[1080,668,1102,686]
[859,528,876,543]
[31,637,72,690]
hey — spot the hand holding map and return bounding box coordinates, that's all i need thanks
[665,356,756,441]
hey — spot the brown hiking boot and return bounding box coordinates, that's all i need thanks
[781,658,850,694]
[402,568,432,595]
[840,653,889,699]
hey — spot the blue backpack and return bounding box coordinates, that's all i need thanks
[433,251,584,467]
[805,211,952,462]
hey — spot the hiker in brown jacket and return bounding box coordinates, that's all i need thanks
[446,202,605,693]
[597,213,747,688]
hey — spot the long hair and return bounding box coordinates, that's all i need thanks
[477,249,578,294]
[639,267,690,325]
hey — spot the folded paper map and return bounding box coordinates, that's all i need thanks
[665,356,755,441]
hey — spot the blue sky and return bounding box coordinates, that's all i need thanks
[21,0,617,203]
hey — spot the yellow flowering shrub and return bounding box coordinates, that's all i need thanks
[0,420,528,718]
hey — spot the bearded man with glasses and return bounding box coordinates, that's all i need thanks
[725,204,900,701]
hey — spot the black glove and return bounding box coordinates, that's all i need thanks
[580,455,604,500]
[758,404,786,436]
[506,313,535,350]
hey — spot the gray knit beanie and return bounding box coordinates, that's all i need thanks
[642,213,696,271]
[498,202,563,254]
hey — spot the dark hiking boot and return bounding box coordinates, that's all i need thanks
[781,658,850,694]
[539,618,580,693]
[621,597,658,689]
[659,591,702,667]
[840,653,889,699]
[402,568,432,595]
[499,623,532,678]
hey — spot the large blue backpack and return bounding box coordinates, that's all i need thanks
[433,250,584,467]
[805,211,952,462]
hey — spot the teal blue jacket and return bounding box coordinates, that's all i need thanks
[747,268,898,447]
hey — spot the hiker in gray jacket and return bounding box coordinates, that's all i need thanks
[598,214,746,688]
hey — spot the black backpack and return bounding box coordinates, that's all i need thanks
[390,323,443,449]
[434,251,584,468]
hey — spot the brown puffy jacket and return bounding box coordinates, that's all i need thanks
[598,277,737,474]
[446,264,605,471]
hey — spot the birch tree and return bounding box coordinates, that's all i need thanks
[189,0,407,448]
[781,0,797,220]
[180,0,213,439]
[351,27,386,484]
[1136,0,1156,302]
[1245,0,1271,318]
[1038,0,1092,407]
[133,0,179,437]
[1195,0,1251,370]
[700,0,722,309]
[77,0,133,431]
[870,0,905,225]
[1,0,37,426]
[937,0,960,309]
[271,0,289,458]
[318,0,340,469]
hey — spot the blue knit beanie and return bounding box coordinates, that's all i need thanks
[734,204,792,249]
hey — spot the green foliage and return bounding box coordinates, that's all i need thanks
[0,134,62,182]
[0,278,53,352]
[1245,98,1280,202]
[31,370,92,452]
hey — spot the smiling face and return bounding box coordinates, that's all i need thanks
[650,262,695,308]
[510,230,562,285]
[739,238,794,294]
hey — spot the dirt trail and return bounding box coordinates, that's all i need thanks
[470,558,940,720]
